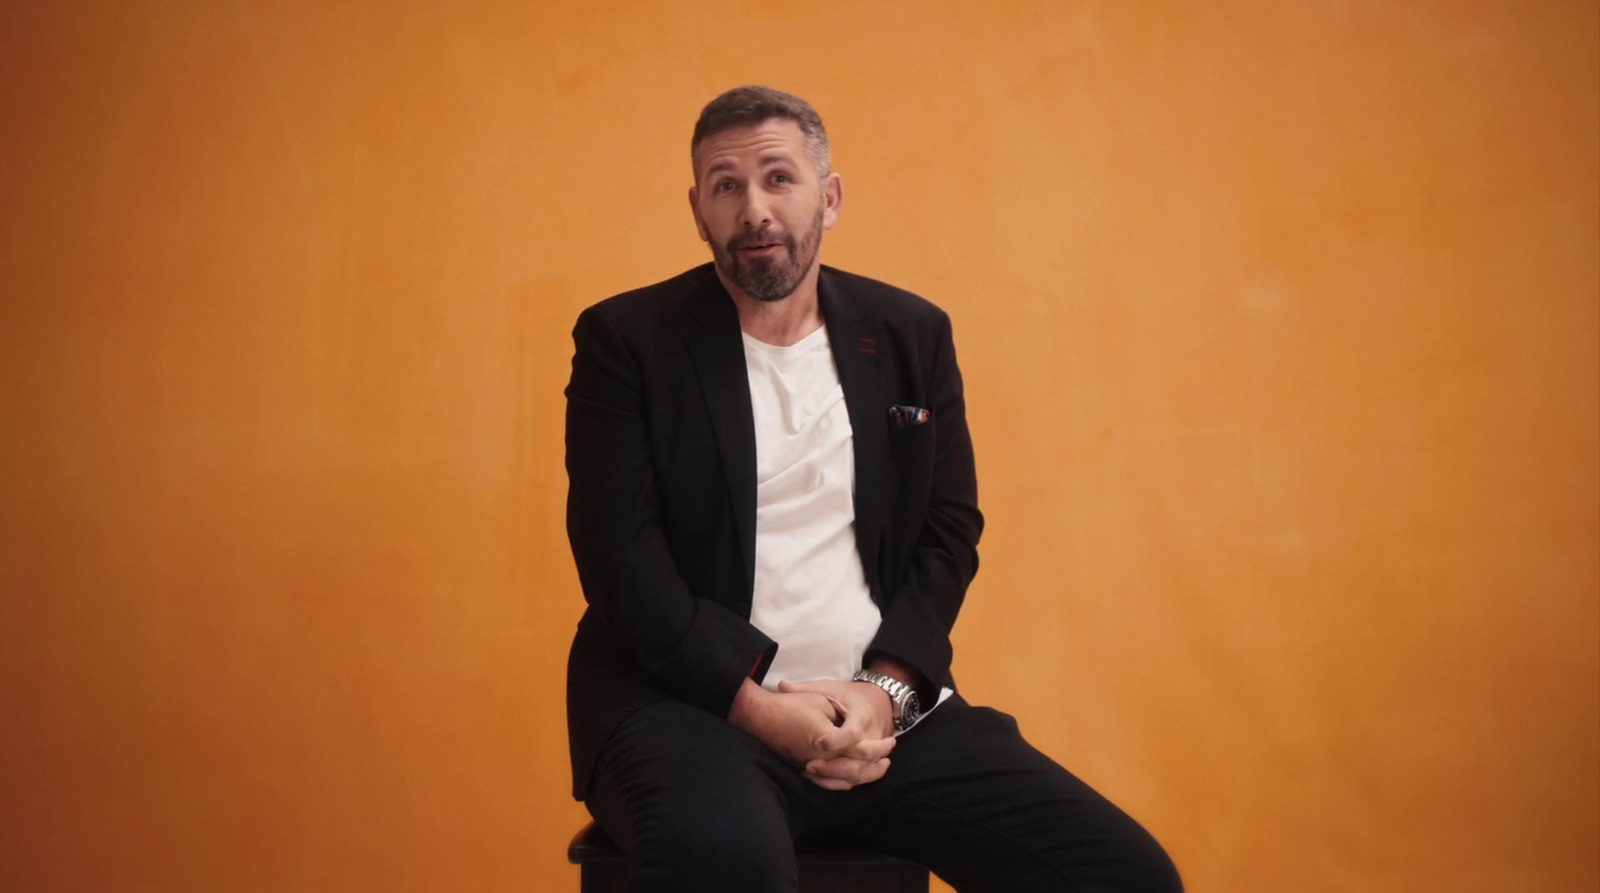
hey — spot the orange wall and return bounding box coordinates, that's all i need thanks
[2,2,1595,891]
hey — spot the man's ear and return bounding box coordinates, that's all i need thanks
[822,172,844,230]
[688,186,709,242]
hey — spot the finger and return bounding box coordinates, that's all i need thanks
[838,735,896,762]
[804,773,853,792]
[854,758,891,785]
[824,695,848,725]
[816,697,870,748]
[805,757,864,783]
[803,692,844,726]
[807,756,892,787]
[775,685,845,726]
[813,708,869,754]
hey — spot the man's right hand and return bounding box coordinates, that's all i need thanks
[728,678,895,790]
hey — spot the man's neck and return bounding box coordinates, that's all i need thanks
[718,265,825,347]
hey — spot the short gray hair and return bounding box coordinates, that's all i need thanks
[691,85,831,181]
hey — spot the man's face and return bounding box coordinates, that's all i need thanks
[689,119,842,302]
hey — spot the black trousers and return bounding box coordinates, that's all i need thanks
[584,694,1182,892]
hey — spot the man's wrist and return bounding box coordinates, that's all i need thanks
[867,653,939,715]
[853,669,922,733]
[854,678,894,720]
[728,677,771,731]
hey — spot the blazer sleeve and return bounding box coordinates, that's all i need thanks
[565,303,777,718]
[867,311,983,691]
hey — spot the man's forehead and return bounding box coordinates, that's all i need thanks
[698,120,807,174]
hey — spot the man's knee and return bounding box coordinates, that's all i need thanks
[631,814,796,893]
[1039,800,1183,893]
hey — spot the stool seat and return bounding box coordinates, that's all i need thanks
[568,821,930,892]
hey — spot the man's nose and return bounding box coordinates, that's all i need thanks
[739,189,773,230]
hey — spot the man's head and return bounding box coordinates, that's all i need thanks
[691,86,831,182]
[688,86,842,303]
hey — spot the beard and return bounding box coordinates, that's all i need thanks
[712,206,825,302]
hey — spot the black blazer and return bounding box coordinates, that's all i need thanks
[564,263,983,799]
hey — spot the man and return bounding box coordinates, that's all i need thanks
[565,85,1181,892]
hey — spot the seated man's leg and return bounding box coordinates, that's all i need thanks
[836,696,1182,893]
[585,697,805,893]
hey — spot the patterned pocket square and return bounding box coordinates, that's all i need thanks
[889,405,932,428]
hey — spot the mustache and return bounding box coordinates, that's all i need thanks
[727,229,793,251]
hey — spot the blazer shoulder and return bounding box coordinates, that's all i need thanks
[578,263,720,335]
[820,265,951,328]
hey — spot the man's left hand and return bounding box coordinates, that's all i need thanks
[777,678,896,789]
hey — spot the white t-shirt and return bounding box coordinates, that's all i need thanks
[742,325,952,729]
[743,325,882,690]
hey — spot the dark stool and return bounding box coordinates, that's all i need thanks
[568,821,930,892]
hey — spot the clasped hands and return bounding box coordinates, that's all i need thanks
[729,676,896,791]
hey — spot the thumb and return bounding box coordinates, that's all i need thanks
[778,680,818,694]
[814,708,867,754]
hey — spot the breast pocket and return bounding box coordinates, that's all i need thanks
[888,418,936,497]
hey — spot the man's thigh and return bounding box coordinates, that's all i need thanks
[835,697,1183,893]
[584,697,816,893]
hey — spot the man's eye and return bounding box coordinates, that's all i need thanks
[715,180,736,192]
[772,173,791,184]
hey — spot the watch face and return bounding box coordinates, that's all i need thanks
[900,692,921,729]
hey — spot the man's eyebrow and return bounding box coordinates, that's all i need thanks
[703,153,799,179]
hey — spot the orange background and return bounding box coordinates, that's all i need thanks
[2,2,1596,891]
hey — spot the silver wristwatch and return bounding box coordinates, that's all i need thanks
[852,669,922,733]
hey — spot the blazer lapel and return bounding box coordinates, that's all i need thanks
[820,269,892,597]
[682,274,759,600]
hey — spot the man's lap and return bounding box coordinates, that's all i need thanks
[584,694,1182,892]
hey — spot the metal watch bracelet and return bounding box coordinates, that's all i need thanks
[852,669,922,732]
